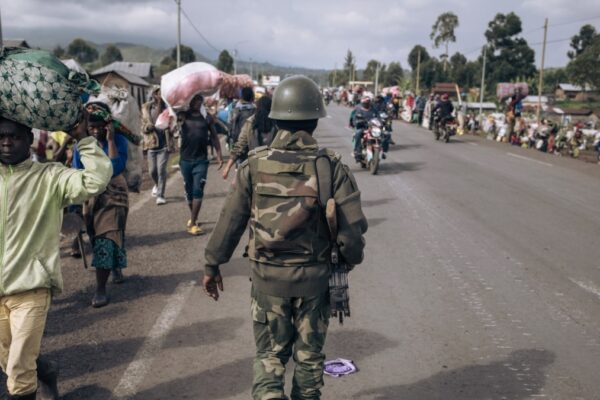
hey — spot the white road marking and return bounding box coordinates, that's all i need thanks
[113,280,196,399]
[506,153,553,167]
[569,278,600,300]
[467,142,479,146]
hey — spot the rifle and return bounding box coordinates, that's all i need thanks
[315,153,351,324]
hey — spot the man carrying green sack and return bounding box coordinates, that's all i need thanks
[0,48,111,400]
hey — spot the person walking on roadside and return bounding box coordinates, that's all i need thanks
[178,94,223,236]
[0,111,112,399]
[72,102,130,308]
[141,86,172,205]
[221,96,276,179]
[202,75,368,400]
[228,87,256,152]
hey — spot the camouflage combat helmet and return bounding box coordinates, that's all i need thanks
[269,75,327,120]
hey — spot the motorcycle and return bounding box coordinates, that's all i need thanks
[357,117,389,175]
[386,102,398,120]
[434,112,457,143]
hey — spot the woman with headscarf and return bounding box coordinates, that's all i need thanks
[72,102,129,307]
[221,96,276,179]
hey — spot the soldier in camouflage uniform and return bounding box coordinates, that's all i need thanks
[203,75,368,400]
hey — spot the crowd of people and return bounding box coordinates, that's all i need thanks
[325,85,600,163]
[2,42,366,399]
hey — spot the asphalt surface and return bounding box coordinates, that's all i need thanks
[33,104,600,399]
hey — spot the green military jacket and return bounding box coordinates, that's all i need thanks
[205,129,368,297]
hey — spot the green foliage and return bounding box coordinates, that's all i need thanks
[343,49,356,81]
[567,36,600,89]
[430,12,459,49]
[328,69,348,87]
[170,44,196,64]
[568,24,598,60]
[67,38,98,64]
[541,68,568,93]
[408,45,430,71]
[53,45,65,59]
[483,12,536,92]
[217,50,234,73]
[419,58,449,90]
[430,12,459,70]
[100,44,123,66]
[383,62,404,87]
[363,59,382,82]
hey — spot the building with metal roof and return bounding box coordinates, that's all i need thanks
[92,61,153,80]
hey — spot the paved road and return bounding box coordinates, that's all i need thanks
[40,104,600,399]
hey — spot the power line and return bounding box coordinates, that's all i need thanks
[173,0,220,54]
[547,15,600,28]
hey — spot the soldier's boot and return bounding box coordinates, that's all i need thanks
[36,357,59,400]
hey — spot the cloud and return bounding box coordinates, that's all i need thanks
[2,0,599,69]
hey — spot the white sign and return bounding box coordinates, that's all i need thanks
[262,75,281,86]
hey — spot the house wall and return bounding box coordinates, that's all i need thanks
[92,73,147,109]
[575,92,599,102]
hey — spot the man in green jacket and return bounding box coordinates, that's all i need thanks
[203,75,368,400]
[0,113,112,399]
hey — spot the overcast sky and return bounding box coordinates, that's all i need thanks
[2,0,600,70]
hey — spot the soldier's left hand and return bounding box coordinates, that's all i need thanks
[203,274,224,301]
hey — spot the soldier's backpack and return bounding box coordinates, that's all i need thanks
[248,146,329,267]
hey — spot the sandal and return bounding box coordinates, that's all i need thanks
[92,293,109,308]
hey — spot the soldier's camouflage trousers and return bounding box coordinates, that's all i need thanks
[251,286,330,400]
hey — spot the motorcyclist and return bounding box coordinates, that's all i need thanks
[350,96,377,162]
[372,95,386,114]
[432,93,454,132]
[428,94,440,130]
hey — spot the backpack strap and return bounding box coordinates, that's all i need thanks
[314,148,333,208]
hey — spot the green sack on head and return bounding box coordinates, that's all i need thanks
[0,47,98,131]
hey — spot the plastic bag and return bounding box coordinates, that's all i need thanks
[496,83,529,100]
[161,62,222,111]
[219,73,253,99]
[0,47,97,130]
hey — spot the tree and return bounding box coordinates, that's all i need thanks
[67,38,98,64]
[568,24,598,60]
[408,45,430,71]
[483,12,536,92]
[343,49,356,82]
[170,44,196,64]
[363,59,382,82]
[541,68,568,93]
[430,12,459,71]
[567,36,600,89]
[217,50,234,73]
[328,69,348,87]
[418,58,448,91]
[53,45,65,59]
[100,44,123,66]
[383,62,404,86]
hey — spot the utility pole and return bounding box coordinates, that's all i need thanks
[0,6,3,47]
[375,63,380,94]
[176,0,181,68]
[478,45,487,129]
[250,57,253,81]
[537,18,548,124]
[416,48,421,95]
[333,62,337,87]
[233,49,237,75]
